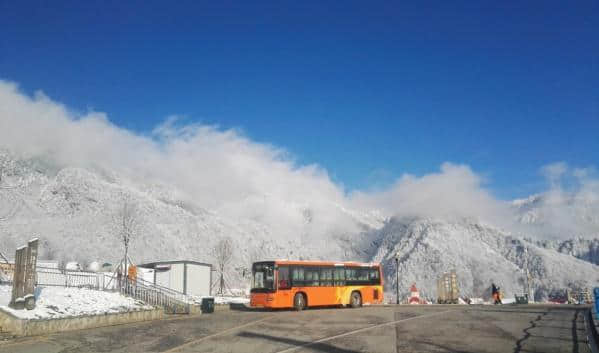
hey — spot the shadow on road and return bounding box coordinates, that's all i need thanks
[229,303,347,312]
[237,331,362,353]
[229,303,271,312]
[470,308,549,315]
[571,309,580,353]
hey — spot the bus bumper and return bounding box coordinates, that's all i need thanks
[250,293,275,307]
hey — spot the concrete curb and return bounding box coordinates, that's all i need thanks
[0,306,164,337]
[215,304,232,311]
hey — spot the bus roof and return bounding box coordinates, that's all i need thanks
[270,260,380,267]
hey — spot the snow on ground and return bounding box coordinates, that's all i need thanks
[0,285,152,320]
[214,296,249,305]
[191,295,249,305]
[0,285,11,308]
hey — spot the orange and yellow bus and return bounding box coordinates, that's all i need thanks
[250,260,383,310]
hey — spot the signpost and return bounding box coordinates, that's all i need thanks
[594,287,599,319]
[24,239,39,309]
[9,246,26,309]
[395,256,400,304]
[9,238,39,310]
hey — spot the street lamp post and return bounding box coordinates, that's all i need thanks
[395,256,400,304]
[524,247,533,302]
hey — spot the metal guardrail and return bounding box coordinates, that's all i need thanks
[1,266,114,290]
[587,300,599,353]
[35,266,113,290]
[120,277,191,314]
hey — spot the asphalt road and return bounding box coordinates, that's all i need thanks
[0,304,592,353]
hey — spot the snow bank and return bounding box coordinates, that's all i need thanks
[191,295,249,305]
[0,285,152,320]
[214,296,249,305]
[0,284,11,308]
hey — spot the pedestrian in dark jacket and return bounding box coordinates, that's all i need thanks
[492,283,502,304]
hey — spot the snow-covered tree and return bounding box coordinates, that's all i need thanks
[113,195,142,276]
[211,236,234,295]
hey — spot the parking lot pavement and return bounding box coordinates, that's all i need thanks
[0,304,591,353]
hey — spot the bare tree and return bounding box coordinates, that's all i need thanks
[211,236,234,295]
[113,196,142,281]
[0,152,7,185]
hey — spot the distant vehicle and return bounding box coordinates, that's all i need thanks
[65,262,82,271]
[250,260,383,310]
[87,261,101,272]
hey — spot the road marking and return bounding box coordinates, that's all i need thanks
[161,315,273,353]
[273,309,454,353]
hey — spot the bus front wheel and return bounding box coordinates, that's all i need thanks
[350,291,362,308]
[294,293,306,311]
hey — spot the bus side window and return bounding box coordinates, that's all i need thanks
[345,268,356,285]
[278,266,290,289]
[305,267,320,286]
[334,267,345,286]
[265,267,274,289]
[292,267,305,287]
[357,269,369,284]
[321,267,333,286]
[369,268,380,285]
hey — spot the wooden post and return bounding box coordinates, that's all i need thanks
[23,238,39,309]
[9,246,27,309]
[8,239,39,310]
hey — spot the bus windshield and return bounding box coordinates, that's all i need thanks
[251,261,275,292]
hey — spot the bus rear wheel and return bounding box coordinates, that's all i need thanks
[294,293,306,311]
[350,291,362,308]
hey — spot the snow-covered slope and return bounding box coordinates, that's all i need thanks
[536,237,599,266]
[370,217,599,301]
[2,149,599,300]
[0,150,370,279]
[512,190,599,239]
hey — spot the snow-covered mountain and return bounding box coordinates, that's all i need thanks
[369,217,599,301]
[1,149,598,300]
[0,150,373,278]
[535,237,599,266]
[512,190,599,239]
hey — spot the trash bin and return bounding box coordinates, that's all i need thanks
[201,297,214,313]
[515,294,529,304]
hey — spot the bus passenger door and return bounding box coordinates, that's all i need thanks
[276,266,291,307]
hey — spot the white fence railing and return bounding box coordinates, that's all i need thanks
[1,266,119,291]
[1,265,194,314]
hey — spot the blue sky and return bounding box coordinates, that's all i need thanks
[1,1,597,199]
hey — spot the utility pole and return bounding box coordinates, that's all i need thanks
[219,268,224,295]
[395,255,400,304]
[524,247,533,302]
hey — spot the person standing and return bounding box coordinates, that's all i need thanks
[492,283,502,304]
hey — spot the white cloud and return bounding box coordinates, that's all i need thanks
[540,162,568,188]
[0,80,353,241]
[521,163,599,238]
[1,79,598,241]
[349,162,512,225]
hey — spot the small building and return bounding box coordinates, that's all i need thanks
[408,283,420,304]
[408,283,428,304]
[138,260,212,297]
